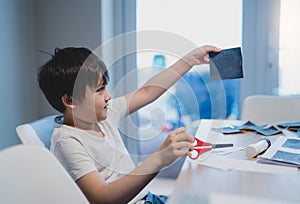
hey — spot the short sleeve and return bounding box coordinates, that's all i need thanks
[52,137,97,181]
[108,97,127,124]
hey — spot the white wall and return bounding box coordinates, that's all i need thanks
[0,0,101,150]
[35,0,102,116]
[0,0,39,149]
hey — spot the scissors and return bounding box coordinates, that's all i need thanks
[189,137,233,160]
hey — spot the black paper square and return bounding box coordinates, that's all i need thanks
[209,47,243,80]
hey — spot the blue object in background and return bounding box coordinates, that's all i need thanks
[153,54,166,68]
[174,70,240,121]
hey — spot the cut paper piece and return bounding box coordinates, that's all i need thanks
[288,127,300,132]
[212,126,243,134]
[233,121,267,131]
[282,138,300,149]
[209,47,243,80]
[277,121,300,128]
[195,154,297,175]
[277,121,300,135]
[212,121,281,136]
[255,126,282,136]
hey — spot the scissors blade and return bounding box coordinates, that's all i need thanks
[212,144,233,149]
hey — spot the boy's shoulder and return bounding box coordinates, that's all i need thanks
[52,123,82,141]
[104,96,127,125]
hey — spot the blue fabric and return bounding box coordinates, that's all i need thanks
[30,115,61,149]
[144,192,168,204]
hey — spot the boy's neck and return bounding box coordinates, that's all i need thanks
[63,112,105,138]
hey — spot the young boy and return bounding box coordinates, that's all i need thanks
[38,45,220,204]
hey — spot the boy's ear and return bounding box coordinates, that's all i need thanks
[62,94,75,108]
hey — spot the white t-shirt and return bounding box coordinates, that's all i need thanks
[51,97,148,203]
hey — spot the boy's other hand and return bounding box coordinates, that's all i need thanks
[155,127,194,168]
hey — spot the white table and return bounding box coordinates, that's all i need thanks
[167,119,300,203]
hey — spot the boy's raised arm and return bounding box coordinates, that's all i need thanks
[125,45,220,115]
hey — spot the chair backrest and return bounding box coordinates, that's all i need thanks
[241,95,300,124]
[16,115,63,149]
[0,145,89,204]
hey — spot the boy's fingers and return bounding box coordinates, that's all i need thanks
[175,127,186,134]
[169,127,186,140]
[174,149,192,157]
[174,133,194,143]
[203,45,221,52]
[172,141,193,149]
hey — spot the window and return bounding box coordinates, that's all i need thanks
[136,0,242,134]
[279,0,300,95]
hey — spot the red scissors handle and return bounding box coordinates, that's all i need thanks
[189,146,212,160]
[189,137,233,160]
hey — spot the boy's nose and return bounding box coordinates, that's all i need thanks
[105,90,111,102]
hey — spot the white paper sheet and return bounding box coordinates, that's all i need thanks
[258,136,300,167]
[193,154,297,175]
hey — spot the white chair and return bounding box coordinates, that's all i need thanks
[241,95,300,124]
[16,115,63,149]
[0,145,89,204]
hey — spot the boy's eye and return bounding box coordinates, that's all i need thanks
[96,86,105,93]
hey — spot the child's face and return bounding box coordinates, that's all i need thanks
[73,78,111,123]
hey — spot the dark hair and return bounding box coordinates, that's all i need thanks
[38,47,109,113]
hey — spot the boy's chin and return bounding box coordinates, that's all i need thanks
[97,115,107,122]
